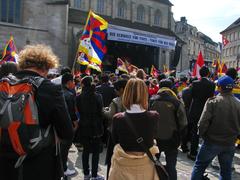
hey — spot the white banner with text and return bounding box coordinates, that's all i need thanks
[107,24,176,50]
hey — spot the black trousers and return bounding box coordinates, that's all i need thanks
[190,123,199,156]
[82,137,102,177]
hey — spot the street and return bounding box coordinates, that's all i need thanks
[67,145,240,180]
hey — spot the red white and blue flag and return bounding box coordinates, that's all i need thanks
[77,10,108,66]
[0,35,18,64]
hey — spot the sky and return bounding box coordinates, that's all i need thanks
[170,0,240,43]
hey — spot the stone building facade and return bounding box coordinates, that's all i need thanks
[0,0,178,71]
[68,0,178,72]
[0,0,69,66]
[220,18,240,68]
[175,17,220,72]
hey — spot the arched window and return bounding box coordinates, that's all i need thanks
[117,0,126,18]
[97,0,104,14]
[137,5,145,22]
[154,10,161,25]
[0,0,21,24]
[74,0,82,9]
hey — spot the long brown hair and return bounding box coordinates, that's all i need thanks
[122,78,148,110]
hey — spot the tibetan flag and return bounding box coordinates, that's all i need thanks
[192,51,205,78]
[150,65,159,77]
[88,62,102,72]
[219,61,228,74]
[126,62,138,75]
[128,65,138,75]
[0,35,18,64]
[117,58,128,73]
[77,10,108,66]
[222,35,229,47]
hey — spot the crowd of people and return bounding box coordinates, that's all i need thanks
[0,44,240,180]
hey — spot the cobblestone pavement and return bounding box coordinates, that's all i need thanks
[67,146,240,180]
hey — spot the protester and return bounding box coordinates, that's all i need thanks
[109,78,160,180]
[104,79,128,179]
[0,61,19,78]
[136,68,146,80]
[96,73,116,107]
[180,77,197,153]
[0,44,74,180]
[61,73,78,176]
[188,66,215,160]
[150,79,187,180]
[191,75,240,180]
[76,76,104,180]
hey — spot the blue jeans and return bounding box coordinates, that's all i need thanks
[157,149,178,180]
[191,141,235,180]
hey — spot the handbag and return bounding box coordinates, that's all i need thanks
[124,113,169,180]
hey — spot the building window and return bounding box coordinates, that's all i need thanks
[117,0,126,18]
[74,0,83,9]
[0,0,21,24]
[154,10,161,26]
[137,5,145,22]
[235,32,238,41]
[97,0,104,14]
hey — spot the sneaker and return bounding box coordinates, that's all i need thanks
[84,174,91,180]
[64,168,76,176]
[90,174,105,180]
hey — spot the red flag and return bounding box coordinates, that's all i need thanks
[222,35,229,47]
[192,51,205,78]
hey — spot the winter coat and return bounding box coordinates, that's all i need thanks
[96,83,116,107]
[75,87,104,144]
[189,78,215,124]
[150,87,187,150]
[198,93,240,146]
[0,70,74,180]
[108,144,160,180]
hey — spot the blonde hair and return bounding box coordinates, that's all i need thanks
[18,44,59,70]
[122,78,148,110]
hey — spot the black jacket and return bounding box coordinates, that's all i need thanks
[96,83,116,107]
[63,86,78,123]
[0,70,74,180]
[189,78,215,124]
[76,87,104,141]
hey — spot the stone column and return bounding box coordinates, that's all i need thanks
[148,6,152,26]
[112,0,116,19]
[131,1,135,23]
